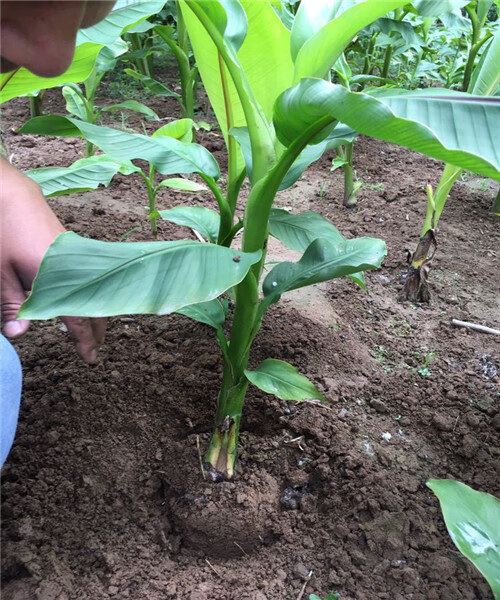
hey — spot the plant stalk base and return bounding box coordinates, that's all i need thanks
[204,417,238,482]
[343,191,357,208]
[401,229,437,303]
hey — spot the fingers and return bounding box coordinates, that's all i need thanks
[61,316,107,364]
[2,318,30,338]
[1,270,30,339]
[91,317,107,347]
[2,264,106,363]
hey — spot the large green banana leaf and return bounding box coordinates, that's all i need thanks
[172,2,281,182]
[269,208,366,289]
[180,0,292,151]
[269,208,344,250]
[431,25,500,228]
[186,0,248,54]
[290,0,342,61]
[18,116,220,179]
[427,479,500,599]
[0,1,164,102]
[24,155,137,198]
[261,237,386,308]
[470,26,500,97]
[292,0,408,83]
[411,0,471,17]
[19,233,261,319]
[0,44,103,103]
[179,0,245,153]
[476,1,495,27]
[274,80,500,180]
[76,1,166,44]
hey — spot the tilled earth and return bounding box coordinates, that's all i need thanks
[1,89,499,600]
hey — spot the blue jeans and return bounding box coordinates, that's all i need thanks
[1,334,22,466]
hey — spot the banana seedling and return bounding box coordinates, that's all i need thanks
[19,116,209,236]
[19,0,500,482]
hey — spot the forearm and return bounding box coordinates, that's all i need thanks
[1,157,65,286]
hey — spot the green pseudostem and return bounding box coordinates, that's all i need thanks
[184,2,278,479]
[205,109,334,479]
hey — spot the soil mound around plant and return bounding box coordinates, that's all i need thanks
[163,449,281,558]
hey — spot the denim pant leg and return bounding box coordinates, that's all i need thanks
[1,334,22,466]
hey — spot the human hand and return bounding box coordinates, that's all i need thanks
[1,158,106,363]
[1,1,116,76]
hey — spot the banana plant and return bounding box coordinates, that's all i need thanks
[122,18,159,78]
[114,3,199,122]
[461,0,496,91]
[403,23,500,301]
[330,53,392,207]
[153,3,199,121]
[427,479,500,600]
[62,39,161,158]
[19,0,500,482]
[19,116,208,236]
[123,19,199,122]
[360,6,420,80]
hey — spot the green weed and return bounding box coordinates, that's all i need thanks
[417,352,436,377]
[363,181,384,191]
[390,320,412,338]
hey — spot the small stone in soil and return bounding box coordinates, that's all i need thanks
[432,414,455,432]
[280,487,306,510]
[46,431,60,446]
[370,398,389,413]
[490,413,500,431]
[459,434,480,458]
[293,562,310,580]
[479,354,498,379]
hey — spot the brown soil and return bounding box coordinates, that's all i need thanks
[1,88,499,600]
